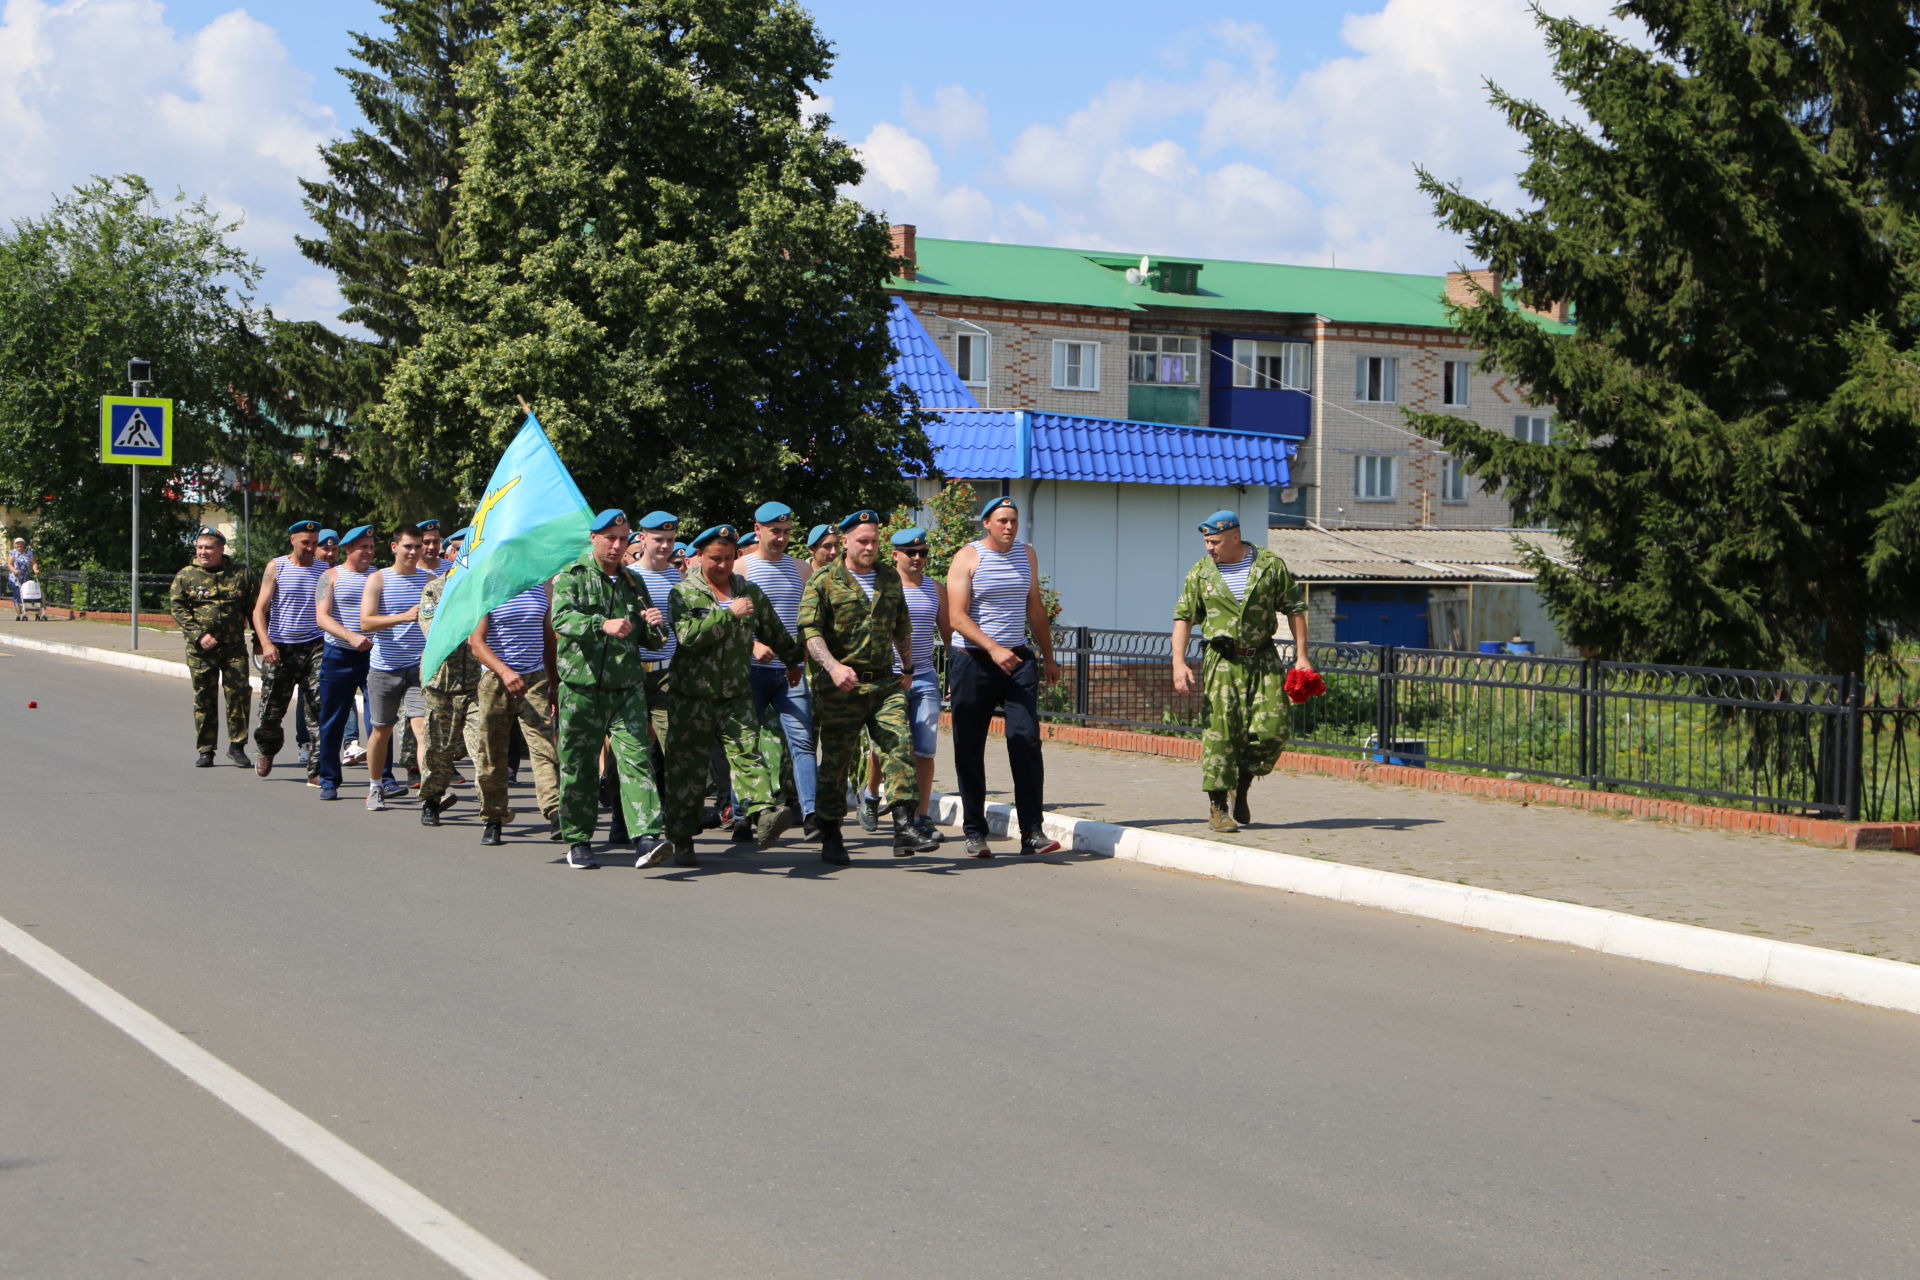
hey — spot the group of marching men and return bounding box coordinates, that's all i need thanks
[168,495,1108,870]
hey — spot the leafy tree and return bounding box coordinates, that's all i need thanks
[881,479,981,577]
[376,0,931,526]
[0,176,272,570]
[289,0,497,522]
[1412,2,1920,675]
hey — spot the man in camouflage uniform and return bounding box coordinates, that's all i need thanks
[1170,510,1312,832]
[169,527,257,767]
[662,524,803,862]
[799,510,934,864]
[550,509,670,870]
[416,527,480,827]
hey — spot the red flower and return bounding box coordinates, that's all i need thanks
[1284,669,1326,704]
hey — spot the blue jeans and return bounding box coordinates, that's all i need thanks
[749,664,817,817]
[316,646,392,787]
[906,673,941,758]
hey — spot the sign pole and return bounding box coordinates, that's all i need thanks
[130,466,140,649]
[101,374,172,655]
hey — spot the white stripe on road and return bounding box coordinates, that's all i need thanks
[0,914,549,1280]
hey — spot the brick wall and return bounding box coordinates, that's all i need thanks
[909,298,1131,419]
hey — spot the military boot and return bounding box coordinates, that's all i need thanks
[818,821,851,865]
[890,802,935,857]
[1233,774,1253,826]
[1207,790,1239,833]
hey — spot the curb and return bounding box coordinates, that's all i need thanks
[0,631,263,691]
[930,794,1920,1017]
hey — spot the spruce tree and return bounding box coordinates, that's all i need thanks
[375,0,931,524]
[1412,1,1920,675]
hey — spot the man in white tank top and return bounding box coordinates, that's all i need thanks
[248,518,328,782]
[945,494,1061,858]
[741,499,816,840]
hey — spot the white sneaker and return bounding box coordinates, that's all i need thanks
[342,741,367,765]
[365,782,386,812]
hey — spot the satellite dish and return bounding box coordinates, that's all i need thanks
[1125,255,1154,287]
[1124,268,1143,285]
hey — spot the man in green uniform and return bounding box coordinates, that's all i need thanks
[169,527,257,767]
[550,509,669,870]
[1170,510,1313,832]
[661,524,803,864]
[416,527,479,827]
[798,510,933,864]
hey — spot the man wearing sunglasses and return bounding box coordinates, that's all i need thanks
[856,527,946,848]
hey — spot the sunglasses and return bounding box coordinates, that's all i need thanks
[899,548,929,557]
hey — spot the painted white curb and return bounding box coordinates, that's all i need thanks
[930,794,1920,1017]
[0,631,263,690]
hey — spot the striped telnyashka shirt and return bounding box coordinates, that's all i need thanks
[485,585,550,674]
[630,564,682,665]
[368,567,429,671]
[743,553,804,669]
[953,539,1030,650]
[266,556,327,644]
[898,576,940,676]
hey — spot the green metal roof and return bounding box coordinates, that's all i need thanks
[890,237,1565,330]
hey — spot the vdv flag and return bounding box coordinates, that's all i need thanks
[420,413,590,684]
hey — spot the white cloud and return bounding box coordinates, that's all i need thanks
[901,83,990,151]
[848,121,993,238]
[0,0,339,318]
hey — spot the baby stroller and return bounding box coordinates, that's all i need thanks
[16,578,44,621]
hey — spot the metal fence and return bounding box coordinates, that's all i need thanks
[36,568,177,617]
[1027,628,1915,822]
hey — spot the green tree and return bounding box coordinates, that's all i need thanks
[288,0,497,523]
[376,0,931,525]
[880,479,981,576]
[0,176,271,570]
[1412,2,1920,675]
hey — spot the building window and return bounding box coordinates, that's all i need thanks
[1442,360,1470,407]
[1128,334,1199,384]
[1356,355,1398,403]
[1356,454,1396,500]
[1443,455,1470,504]
[1052,340,1100,391]
[1515,414,1551,444]
[954,332,989,386]
[1232,339,1311,391]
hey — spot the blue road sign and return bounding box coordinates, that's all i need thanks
[100,396,173,465]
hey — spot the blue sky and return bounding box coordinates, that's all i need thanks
[0,0,1613,328]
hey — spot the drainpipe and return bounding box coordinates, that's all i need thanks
[1014,408,1032,480]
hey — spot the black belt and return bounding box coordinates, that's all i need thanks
[849,668,892,682]
[1206,636,1270,658]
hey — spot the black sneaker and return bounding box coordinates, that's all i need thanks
[1020,831,1062,857]
[194,750,214,768]
[633,836,672,869]
[964,834,993,859]
[480,821,502,846]
[912,816,944,849]
[802,813,821,839]
[565,843,597,869]
[419,802,440,827]
[226,744,250,768]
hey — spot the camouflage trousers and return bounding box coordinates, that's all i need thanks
[811,675,915,825]
[1200,649,1290,791]
[555,680,660,846]
[185,641,251,751]
[419,681,484,807]
[473,668,561,824]
[254,638,322,771]
[663,691,774,847]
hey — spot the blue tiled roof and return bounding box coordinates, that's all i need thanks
[886,297,977,409]
[924,409,1295,488]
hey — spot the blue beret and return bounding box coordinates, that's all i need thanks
[805,523,833,549]
[753,501,792,524]
[196,526,226,543]
[978,495,1017,521]
[316,528,339,545]
[837,508,881,532]
[690,524,738,550]
[737,531,759,549]
[416,518,441,532]
[636,510,677,531]
[448,526,473,544]
[589,508,627,533]
[673,542,691,557]
[286,519,320,535]
[341,523,375,545]
[890,527,929,549]
[1197,510,1241,535]
[627,531,645,545]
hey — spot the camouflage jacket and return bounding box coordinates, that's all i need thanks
[670,571,802,700]
[169,560,257,648]
[418,573,481,695]
[551,551,664,690]
[1172,546,1306,650]
[798,559,911,674]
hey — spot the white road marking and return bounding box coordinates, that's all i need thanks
[0,914,550,1280]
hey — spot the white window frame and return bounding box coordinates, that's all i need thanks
[1232,339,1310,391]
[1442,359,1471,407]
[1515,414,1552,444]
[1127,334,1200,385]
[954,332,989,386]
[1356,355,1398,403]
[1442,455,1470,504]
[1355,454,1397,501]
[1052,340,1101,391]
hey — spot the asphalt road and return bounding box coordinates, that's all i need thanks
[2,645,1916,1279]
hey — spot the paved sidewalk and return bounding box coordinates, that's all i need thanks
[9,614,1917,965]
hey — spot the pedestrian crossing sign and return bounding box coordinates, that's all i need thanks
[101,396,173,465]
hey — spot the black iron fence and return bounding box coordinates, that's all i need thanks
[1023,628,1920,823]
[34,568,177,617]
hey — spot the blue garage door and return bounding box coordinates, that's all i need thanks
[1333,586,1430,648]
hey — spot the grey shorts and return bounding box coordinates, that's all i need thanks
[368,665,425,727]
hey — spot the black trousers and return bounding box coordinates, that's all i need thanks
[949,646,1044,839]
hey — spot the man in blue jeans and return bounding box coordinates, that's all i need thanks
[311,524,396,801]
[858,527,946,847]
[740,499,816,842]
